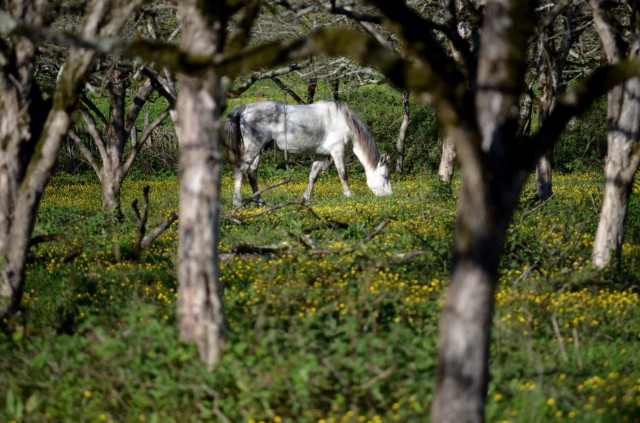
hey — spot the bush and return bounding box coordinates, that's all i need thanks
[554,97,607,172]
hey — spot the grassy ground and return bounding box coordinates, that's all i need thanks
[2,165,640,422]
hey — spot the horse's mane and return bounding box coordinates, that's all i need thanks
[335,102,381,169]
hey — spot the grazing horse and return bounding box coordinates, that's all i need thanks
[222,100,392,208]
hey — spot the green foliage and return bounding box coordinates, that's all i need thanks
[343,86,440,173]
[2,170,640,422]
[554,97,608,173]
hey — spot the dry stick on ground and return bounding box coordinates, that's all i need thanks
[222,197,389,257]
[308,219,390,255]
[131,185,178,259]
[231,175,293,213]
[28,234,83,263]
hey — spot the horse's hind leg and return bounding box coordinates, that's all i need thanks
[233,154,262,209]
[247,155,263,205]
[302,157,332,203]
[233,165,245,209]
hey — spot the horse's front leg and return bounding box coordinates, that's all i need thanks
[331,153,352,198]
[303,157,332,203]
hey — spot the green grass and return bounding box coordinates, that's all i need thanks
[2,167,640,422]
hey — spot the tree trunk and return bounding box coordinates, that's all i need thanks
[535,152,553,200]
[395,89,410,174]
[592,82,640,267]
[175,0,226,369]
[0,0,103,321]
[329,78,340,101]
[536,58,554,200]
[590,0,640,268]
[306,76,317,103]
[431,1,533,421]
[438,135,456,183]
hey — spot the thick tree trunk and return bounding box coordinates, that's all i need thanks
[100,167,124,213]
[431,1,533,421]
[0,0,103,320]
[395,89,410,174]
[175,0,226,369]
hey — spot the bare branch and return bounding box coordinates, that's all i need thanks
[529,59,640,168]
[228,63,304,98]
[68,130,102,176]
[122,109,171,175]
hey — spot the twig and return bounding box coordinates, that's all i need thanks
[551,314,569,363]
[572,327,583,370]
[233,176,292,212]
[232,201,303,221]
[364,219,390,242]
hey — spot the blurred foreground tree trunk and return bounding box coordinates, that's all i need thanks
[360,0,640,420]
[590,0,640,268]
[0,0,120,322]
[174,0,227,369]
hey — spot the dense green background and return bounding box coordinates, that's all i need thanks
[3,84,638,423]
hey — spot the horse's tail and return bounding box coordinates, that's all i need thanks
[222,104,246,165]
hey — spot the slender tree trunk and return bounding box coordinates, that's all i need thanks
[535,152,553,199]
[590,0,640,268]
[329,78,340,101]
[396,89,410,174]
[592,82,640,267]
[175,0,226,369]
[306,76,317,103]
[536,60,554,199]
[438,135,456,182]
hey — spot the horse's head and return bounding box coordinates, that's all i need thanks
[367,154,393,196]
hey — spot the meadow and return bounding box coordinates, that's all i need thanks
[1,159,640,422]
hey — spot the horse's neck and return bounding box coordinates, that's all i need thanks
[352,141,378,175]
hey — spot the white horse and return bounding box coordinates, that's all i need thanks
[222,100,392,208]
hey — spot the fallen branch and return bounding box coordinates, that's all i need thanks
[233,176,293,213]
[220,242,291,260]
[29,233,83,263]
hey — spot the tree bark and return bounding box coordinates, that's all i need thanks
[175,0,226,369]
[0,0,106,321]
[438,135,457,182]
[395,89,410,174]
[590,0,640,268]
[592,80,640,267]
[430,1,534,422]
